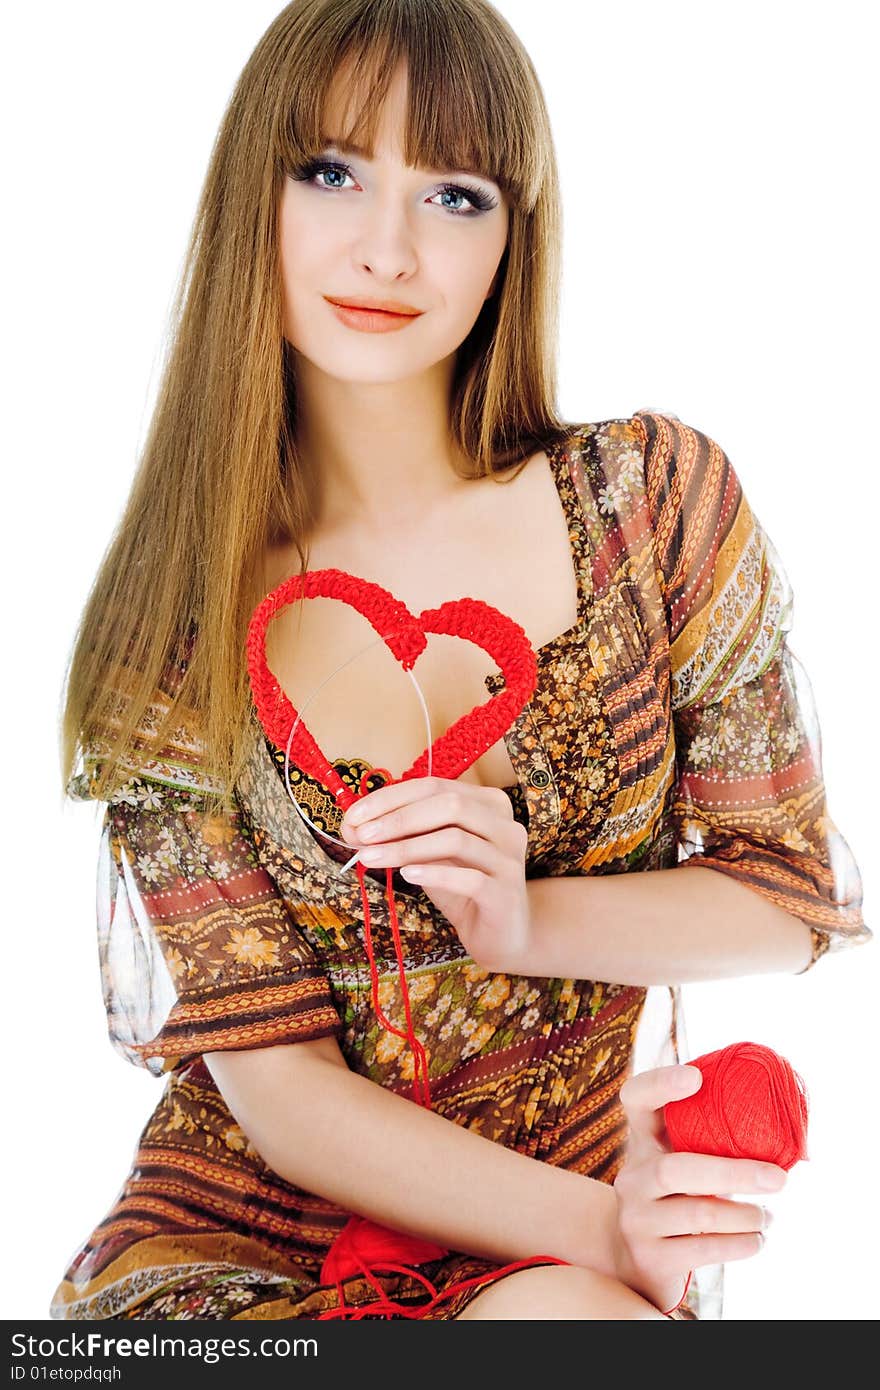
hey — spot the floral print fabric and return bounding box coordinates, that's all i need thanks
[50,411,869,1322]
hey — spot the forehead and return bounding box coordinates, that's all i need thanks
[319,56,410,163]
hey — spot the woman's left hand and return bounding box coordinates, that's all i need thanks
[339,776,533,974]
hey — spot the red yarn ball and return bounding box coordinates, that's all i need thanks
[663,1041,809,1170]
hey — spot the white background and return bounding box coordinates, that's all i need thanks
[3,0,877,1321]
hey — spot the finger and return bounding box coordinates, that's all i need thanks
[636,1194,771,1240]
[618,1065,704,1152]
[619,1064,704,1119]
[342,786,521,853]
[349,825,512,877]
[659,1230,767,1271]
[645,1150,788,1201]
[340,776,445,830]
[399,862,485,899]
[342,776,511,830]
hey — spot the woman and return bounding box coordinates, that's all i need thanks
[51,0,869,1321]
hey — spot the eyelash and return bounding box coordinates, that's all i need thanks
[289,159,498,216]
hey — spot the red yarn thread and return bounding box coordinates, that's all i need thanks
[248,575,811,1321]
[247,570,572,1319]
[660,1041,810,1315]
[354,767,432,1110]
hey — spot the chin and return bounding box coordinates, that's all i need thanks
[299,346,440,386]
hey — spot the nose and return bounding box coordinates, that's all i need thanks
[351,193,419,282]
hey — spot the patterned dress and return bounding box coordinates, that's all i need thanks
[49,410,870,1321]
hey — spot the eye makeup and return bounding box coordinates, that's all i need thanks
[288,152,499,217]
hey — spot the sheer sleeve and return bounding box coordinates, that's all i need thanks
[69,652,343,1077]
[633,409,870,973]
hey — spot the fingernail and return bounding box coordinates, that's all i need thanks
[676,1066,701,1091]
[761,1206,774,1229]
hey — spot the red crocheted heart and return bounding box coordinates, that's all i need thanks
[246,567,538,808]
[246,568,544,1315]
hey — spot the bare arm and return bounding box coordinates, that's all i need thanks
[522,866,814,985]
[204,1036,619,1275]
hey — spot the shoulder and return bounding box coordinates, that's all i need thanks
[551,408,684,519]
[557,407,689,481]
[563,406,721,459]
[627,408,743,513]
[562,407,744,519]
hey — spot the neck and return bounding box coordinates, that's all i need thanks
[293,352,477,533]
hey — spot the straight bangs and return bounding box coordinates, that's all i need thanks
[274,0,548,214]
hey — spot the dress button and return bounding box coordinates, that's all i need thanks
[529,768,550,789]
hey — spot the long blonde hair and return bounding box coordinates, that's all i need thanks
[60,0,569,811]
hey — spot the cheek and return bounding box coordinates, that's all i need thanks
[280,207,337,282]
[278,214,345,339]
[437,239,504,320]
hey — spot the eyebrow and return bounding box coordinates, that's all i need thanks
[319,134,495,183]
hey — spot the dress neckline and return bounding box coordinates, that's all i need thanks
[257,425,592,881]
[504,428,590,670]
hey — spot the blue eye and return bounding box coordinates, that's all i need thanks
[307,162,354,192]
[289,159,498,217]
[433,183,496,215]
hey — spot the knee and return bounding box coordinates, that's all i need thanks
[456,1263,670,1321]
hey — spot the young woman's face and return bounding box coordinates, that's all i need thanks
[278,60,509,384]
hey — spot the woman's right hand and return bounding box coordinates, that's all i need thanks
[610,1063,785,1316]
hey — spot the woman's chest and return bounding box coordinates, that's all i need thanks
[260,447,583,794]
[243,427,677,892]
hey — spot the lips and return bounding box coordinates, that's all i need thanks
[325,295,422,316]
[324,297,423,334]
